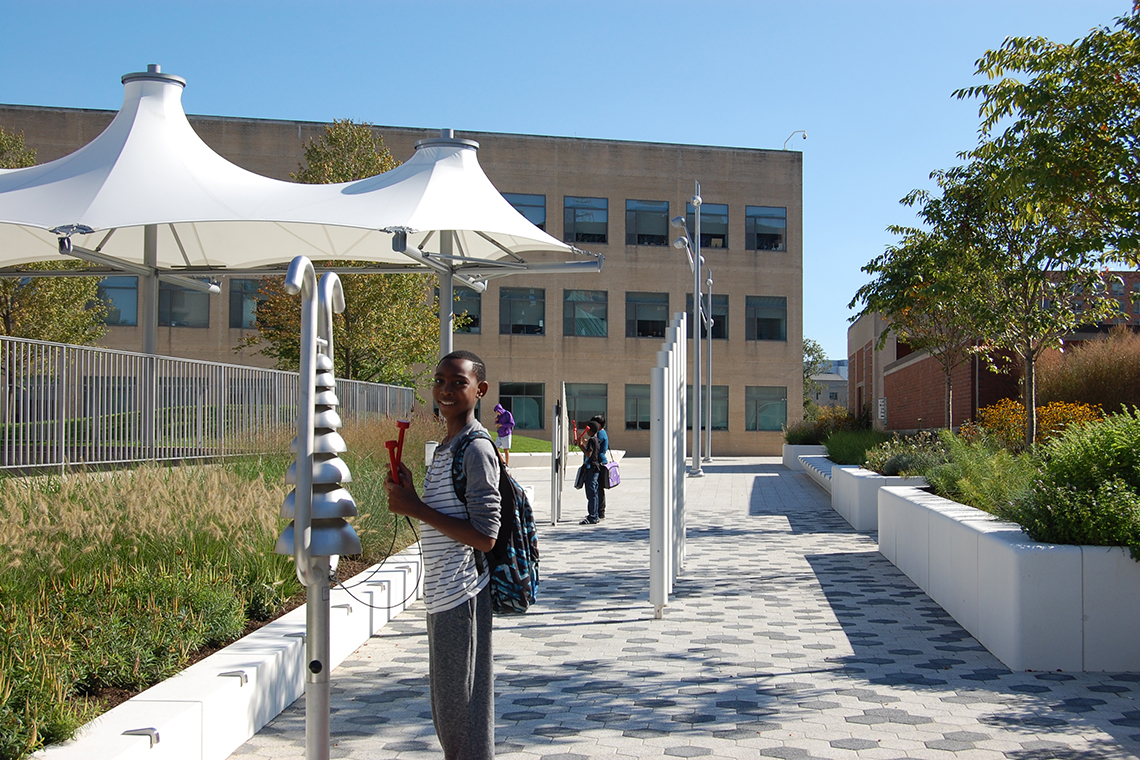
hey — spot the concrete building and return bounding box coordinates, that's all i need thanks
[809,359,847,409]
[0,104,804,455]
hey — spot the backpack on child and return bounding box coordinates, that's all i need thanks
[452,430,540,614]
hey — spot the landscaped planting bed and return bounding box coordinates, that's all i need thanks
[0,414,442,760]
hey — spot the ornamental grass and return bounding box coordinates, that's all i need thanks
[0,412,442,760]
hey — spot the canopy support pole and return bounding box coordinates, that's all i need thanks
[142,224,158,458]
[438,231,455,358]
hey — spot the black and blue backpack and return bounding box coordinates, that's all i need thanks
[452,430,540,614]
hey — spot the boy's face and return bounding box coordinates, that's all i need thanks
[433,358,487,422]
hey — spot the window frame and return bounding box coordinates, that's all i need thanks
[686,201,729,249]
[563,196,609,244]
[566,382,608,428]
[97,275,139,327]
[687,384,729,431]
[625,199,669,247]
[159,279,210,328]
[498,382,545,430]
[625,384,651,430]
[745,206,788,251]
[503,193,547,231]
[229,278,264,330]
[499,287,546,336]
[745,386,788,431]
[745,295,787,342]
[625,291,669,338]
[686,293,729,340]
[563,289,608,337]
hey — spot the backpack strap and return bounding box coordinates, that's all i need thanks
[450,429,498,575]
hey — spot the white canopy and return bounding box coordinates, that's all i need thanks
[0,65,593,276]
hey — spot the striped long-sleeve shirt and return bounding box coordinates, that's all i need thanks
[419,420,501,614]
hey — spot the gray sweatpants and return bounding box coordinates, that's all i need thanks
[426,584,494,759]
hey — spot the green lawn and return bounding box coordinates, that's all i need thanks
[507,434,552,453]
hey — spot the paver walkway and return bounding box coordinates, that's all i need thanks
[231,457,1140,760]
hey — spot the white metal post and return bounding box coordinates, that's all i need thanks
[690,183,703,477]
[704,269,713,462]
[650,362,666,618]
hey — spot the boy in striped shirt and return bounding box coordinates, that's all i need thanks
[385,350,501,759]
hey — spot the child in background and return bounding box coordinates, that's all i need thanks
[385,350,500,759]
[590,414,609,520]
[494,402,515,465]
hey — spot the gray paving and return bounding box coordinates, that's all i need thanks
[231,457,1140,759]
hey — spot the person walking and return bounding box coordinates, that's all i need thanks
[494,402,515,466]
[385,350,500,760]
[590,414,610,520]
[579,420,603,525]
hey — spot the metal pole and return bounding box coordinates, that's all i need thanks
[306,556,331,760]
[439,232,455,357]
[690,182,703,477]
[704,269,713,462]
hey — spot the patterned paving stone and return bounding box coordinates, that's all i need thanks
[228,457,1140,760]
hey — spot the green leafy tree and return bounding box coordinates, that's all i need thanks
[851,213,990,429]
[0,127,108,345]
[802,337,828,412]
[238,120,442,385]
[920,161,1119,445]
[955,13,1140,262]
[0,126,35,169]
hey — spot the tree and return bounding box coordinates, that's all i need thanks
[0,126,35,169]
[922,160,1119,446]
[238,120,443,386]
[850,220,985,429]
[802,338,828,412]
[0,128,108,345]
[955,13,1140,262]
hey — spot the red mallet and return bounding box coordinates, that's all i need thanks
[395,419,411,467]
[385,440,400,480]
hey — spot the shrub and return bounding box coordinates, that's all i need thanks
[1033,406,1140,493]
[783,405,860,445]
[998,478,1140,560]
[864,430,950,476]
[1038,327,1140,411]
[924,434,1039,515]
[824,429,891,466]
[975,398,1102,450]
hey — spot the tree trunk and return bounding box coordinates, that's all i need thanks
[945,370,953,429]
[1024,352,1036,447]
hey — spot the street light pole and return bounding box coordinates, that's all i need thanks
[671,181,704,478]
[703,268,713,462]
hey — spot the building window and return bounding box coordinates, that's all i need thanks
[455,286,482,334]
[1112,278,1125,295]
[745,386,787,431]
[687,385,729,430]
[159,280,209,328]
[566,383,607,427]
[745,206,787,251]
[686,293,729,340]
[563,290,608,337]
[745,295,787,341]
[499,287,545,335]
[686,201,728,249]
[504,193,546,231]
[626,292,669,338]
[229,278,264,329]
[499,382,544,430]
[625,384,651,430]
[625,199,669,246]
[98,276,138,326]
[564,196,608,244]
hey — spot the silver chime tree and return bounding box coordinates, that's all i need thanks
[275,255,361,760]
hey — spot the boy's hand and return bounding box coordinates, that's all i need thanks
[384,462,421,518]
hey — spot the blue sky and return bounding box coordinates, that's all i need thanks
[0,1,1129,358]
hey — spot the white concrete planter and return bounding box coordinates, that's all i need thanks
[782,444,826,472]
[831,466,925,532]
[878,485,1140,672]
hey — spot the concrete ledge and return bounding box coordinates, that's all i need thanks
[37,545,425,760]
[878,486,1140,672]
[782,444,826,472]
[798,455,835,494]
[830,466,924,532]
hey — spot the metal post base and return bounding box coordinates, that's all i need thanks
[306,556,332,760]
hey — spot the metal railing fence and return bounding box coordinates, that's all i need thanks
[0,336,415,471]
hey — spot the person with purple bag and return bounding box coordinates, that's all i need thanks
[494,403,515,466]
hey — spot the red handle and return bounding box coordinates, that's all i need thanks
[395,419,410,466]
[385,440,399,480]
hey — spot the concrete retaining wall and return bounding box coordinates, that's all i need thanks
[878,486,1140,672]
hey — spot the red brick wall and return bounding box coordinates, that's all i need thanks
[884,353,1021,429]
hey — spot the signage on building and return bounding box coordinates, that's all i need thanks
[878,397,887,421]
